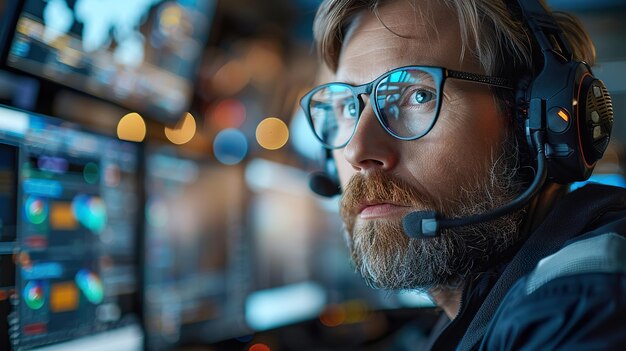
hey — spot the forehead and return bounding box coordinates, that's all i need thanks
[336,0,478,84]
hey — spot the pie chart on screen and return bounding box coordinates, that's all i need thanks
[25,196,48,225]
[23,280,46,310]
[75,269,104,304]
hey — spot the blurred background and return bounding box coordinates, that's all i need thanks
[0,0,625,350]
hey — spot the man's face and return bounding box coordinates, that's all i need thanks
[334,0,524,290]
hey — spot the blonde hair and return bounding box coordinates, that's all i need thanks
[313,0,596,80]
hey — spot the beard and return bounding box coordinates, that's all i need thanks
[339,141,526,291]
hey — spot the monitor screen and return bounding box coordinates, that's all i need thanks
[5,0,215,124]
[0,104,142,350]
[143,147,249,349]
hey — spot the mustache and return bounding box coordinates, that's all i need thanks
[339,171,438,220]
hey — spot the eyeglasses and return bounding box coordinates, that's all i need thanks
[300,65,513,149]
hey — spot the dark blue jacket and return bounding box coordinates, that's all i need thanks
[429,184,626,350]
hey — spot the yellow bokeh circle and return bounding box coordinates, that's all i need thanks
[256,117,289,150]
[165,112,196,145]
[117,112,146,142]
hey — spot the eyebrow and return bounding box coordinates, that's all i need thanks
[337,67,430,87]
[335,66,514,90]
[335,68,393,86]
[332,75,362,86]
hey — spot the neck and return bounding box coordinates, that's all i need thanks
[521,182,566,235]
[428,183,566,320]
[429,286,463,319]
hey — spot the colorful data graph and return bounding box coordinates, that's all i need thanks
[23,280,46,310]
[75,269,104,304]
[25,196,48,225]
[71,194,107,233]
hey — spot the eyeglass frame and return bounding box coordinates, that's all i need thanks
[300,65,515,150]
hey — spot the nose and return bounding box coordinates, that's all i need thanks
[342,99,399,173]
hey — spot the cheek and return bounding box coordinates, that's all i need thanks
[438,94,504,161]
[400,142,466,202]
[403,97,506,199]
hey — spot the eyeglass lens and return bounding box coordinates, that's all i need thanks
[308,67,440,148]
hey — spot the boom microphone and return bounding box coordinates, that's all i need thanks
[403,143,547,239]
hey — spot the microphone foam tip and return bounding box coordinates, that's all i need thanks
[402,210,439,239]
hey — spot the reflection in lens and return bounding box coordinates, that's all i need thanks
[310,84,357,147]
[376,68,438,139]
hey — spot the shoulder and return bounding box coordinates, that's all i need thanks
[481,211,626,350]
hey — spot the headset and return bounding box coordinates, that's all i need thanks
[309,0,614,238]
[309,148,341,197]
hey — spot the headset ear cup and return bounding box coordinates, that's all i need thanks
[577,77,614,165]
[539,62,611,183]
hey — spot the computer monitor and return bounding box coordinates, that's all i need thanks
[0,104,142,350]
[3,0,215,124]
[143,146,249,349]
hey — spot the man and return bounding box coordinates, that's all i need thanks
[301,0,626,349]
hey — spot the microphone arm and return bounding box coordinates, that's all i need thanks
[403,131,548,238]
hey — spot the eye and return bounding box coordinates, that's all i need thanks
[410,90,435,105]
[342,101,358,118]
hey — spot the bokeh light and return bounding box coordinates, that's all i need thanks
[18,252,32,269]
[256,117,289,150]
[83,162,99,185]
[117,112,146,142]
[159,4,183,31]
[104,164,121,187]
[214,128,248,165]
[319,304,347,327]
[344,300,369,323]
[207,99,247,129]
[213,60,250,96]
[165,112,196,145]
[249,343,271,351]
[245,40,283,85]
[146,198,169,228]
